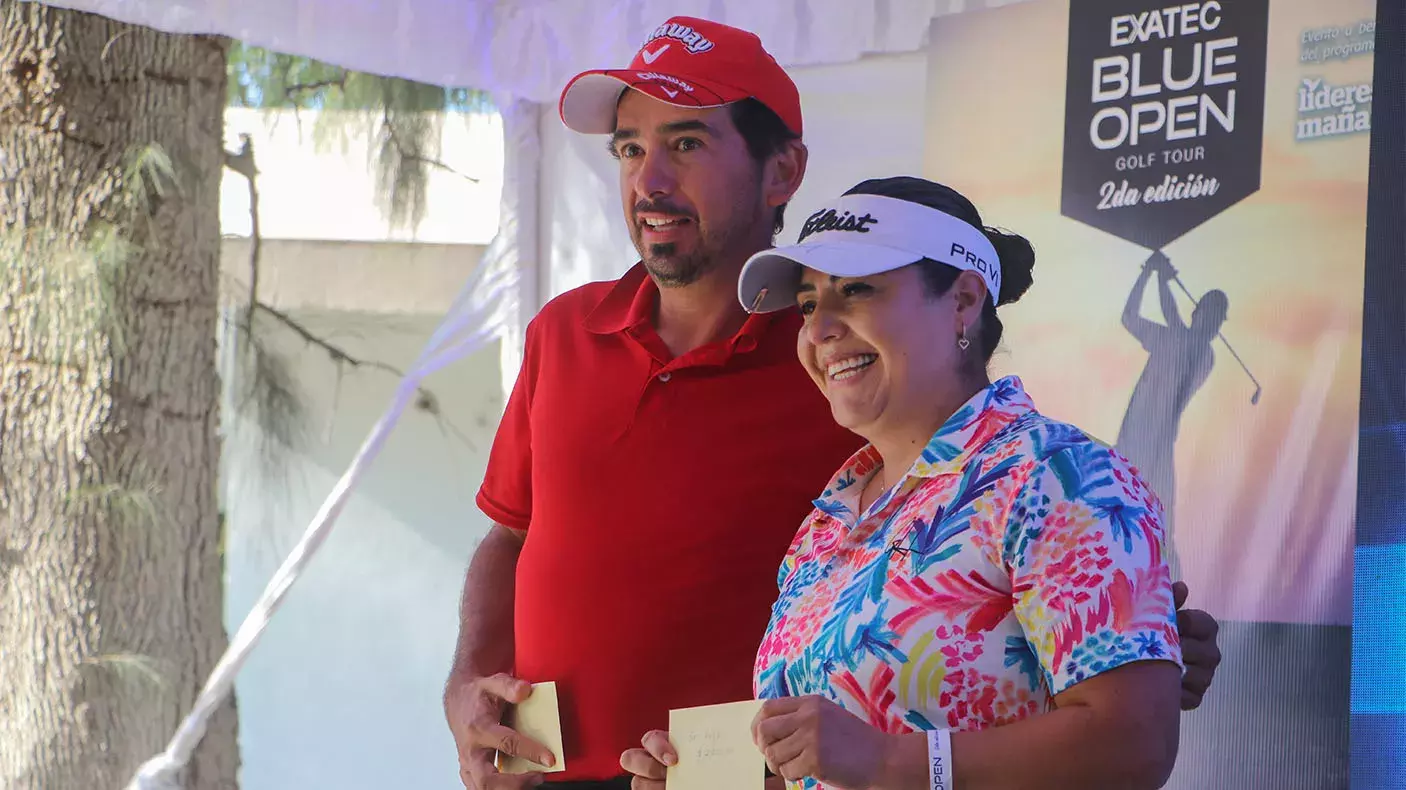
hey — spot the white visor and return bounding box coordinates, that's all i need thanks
[738,194,1002,313]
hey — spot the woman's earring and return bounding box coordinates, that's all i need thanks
[957,325,971,352]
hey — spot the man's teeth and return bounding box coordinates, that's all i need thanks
[828,354,877,380]
[644,217,684,228]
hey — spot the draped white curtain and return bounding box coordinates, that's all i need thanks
[25,0,1033,102]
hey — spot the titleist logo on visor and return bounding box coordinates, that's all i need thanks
[798,208,879,241]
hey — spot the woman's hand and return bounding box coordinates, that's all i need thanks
[619,730,678,790]
[751,696,894,790]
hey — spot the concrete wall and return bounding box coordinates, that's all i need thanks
[221,237,485,314]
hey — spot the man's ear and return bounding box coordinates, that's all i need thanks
[764,139,808,209]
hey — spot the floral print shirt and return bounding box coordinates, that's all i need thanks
[753,377,1182,789]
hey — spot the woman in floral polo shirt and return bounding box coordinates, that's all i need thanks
[623,176,1183,790]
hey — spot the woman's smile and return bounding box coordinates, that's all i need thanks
[824,353,879,383]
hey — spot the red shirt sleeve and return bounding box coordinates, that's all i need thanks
[475,317,541,533]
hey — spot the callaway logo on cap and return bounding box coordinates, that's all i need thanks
[738,193,1003,314]
[558,16,802,137]
[645,20,716,54]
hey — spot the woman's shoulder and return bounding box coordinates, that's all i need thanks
[982,407,1099,455]
[990,410,1148,488]
[990,412,1168,553]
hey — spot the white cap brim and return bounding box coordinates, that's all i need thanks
[559,73,632,134]
[738,240,925,313]
[559,70,743,134]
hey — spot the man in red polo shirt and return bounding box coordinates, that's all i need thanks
[444,16,1224,790]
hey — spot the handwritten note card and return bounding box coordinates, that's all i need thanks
[667,699,765,790]
[496,681,566,775]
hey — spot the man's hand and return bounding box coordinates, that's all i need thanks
[1173,581,1222,711]
[620,730,678,790]
[751,696,892,790]
[446,672,556,789]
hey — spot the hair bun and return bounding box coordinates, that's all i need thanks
[984,228,1035,306]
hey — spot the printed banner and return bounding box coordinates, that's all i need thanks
[924,0,1374,787]
[1061,0,1270,251]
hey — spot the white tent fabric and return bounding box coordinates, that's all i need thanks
[24,0,1033,104]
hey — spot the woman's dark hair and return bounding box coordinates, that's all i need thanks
[842,176,1036,365]
[729,98,800,238]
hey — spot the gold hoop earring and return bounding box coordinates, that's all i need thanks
[957,325,971,352]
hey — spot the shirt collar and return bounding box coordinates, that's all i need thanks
[812,376,1035,518]
[908,375,1035,478]
[583,263,654,335]
[582,262,781,354]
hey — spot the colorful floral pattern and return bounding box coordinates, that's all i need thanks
[753,377,1183,789]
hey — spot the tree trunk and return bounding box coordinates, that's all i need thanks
[0,3,238,789]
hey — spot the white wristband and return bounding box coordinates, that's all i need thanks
[927,729,953,790]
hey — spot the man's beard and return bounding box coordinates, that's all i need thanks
[634,215,761,289]
[631,190,763,288]
[639,242,710,288]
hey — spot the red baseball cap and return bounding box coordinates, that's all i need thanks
[558,16,803,137]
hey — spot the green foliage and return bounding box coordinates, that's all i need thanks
[227,42,490,112]
[80,653,172,702]
[113,143,178,247]
[225,42,494,232]
[230,309,309,465]
[0,228,117,369]
[120,144,178,214]
[63,480,164,530]
[0,140,187,373]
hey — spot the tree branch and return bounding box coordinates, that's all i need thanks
[383,112,478,183]
[223,134,259,334]
[251,301,401,378]
[220,122,477,453]
[285,75,347,99]
[248,300,477,450]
